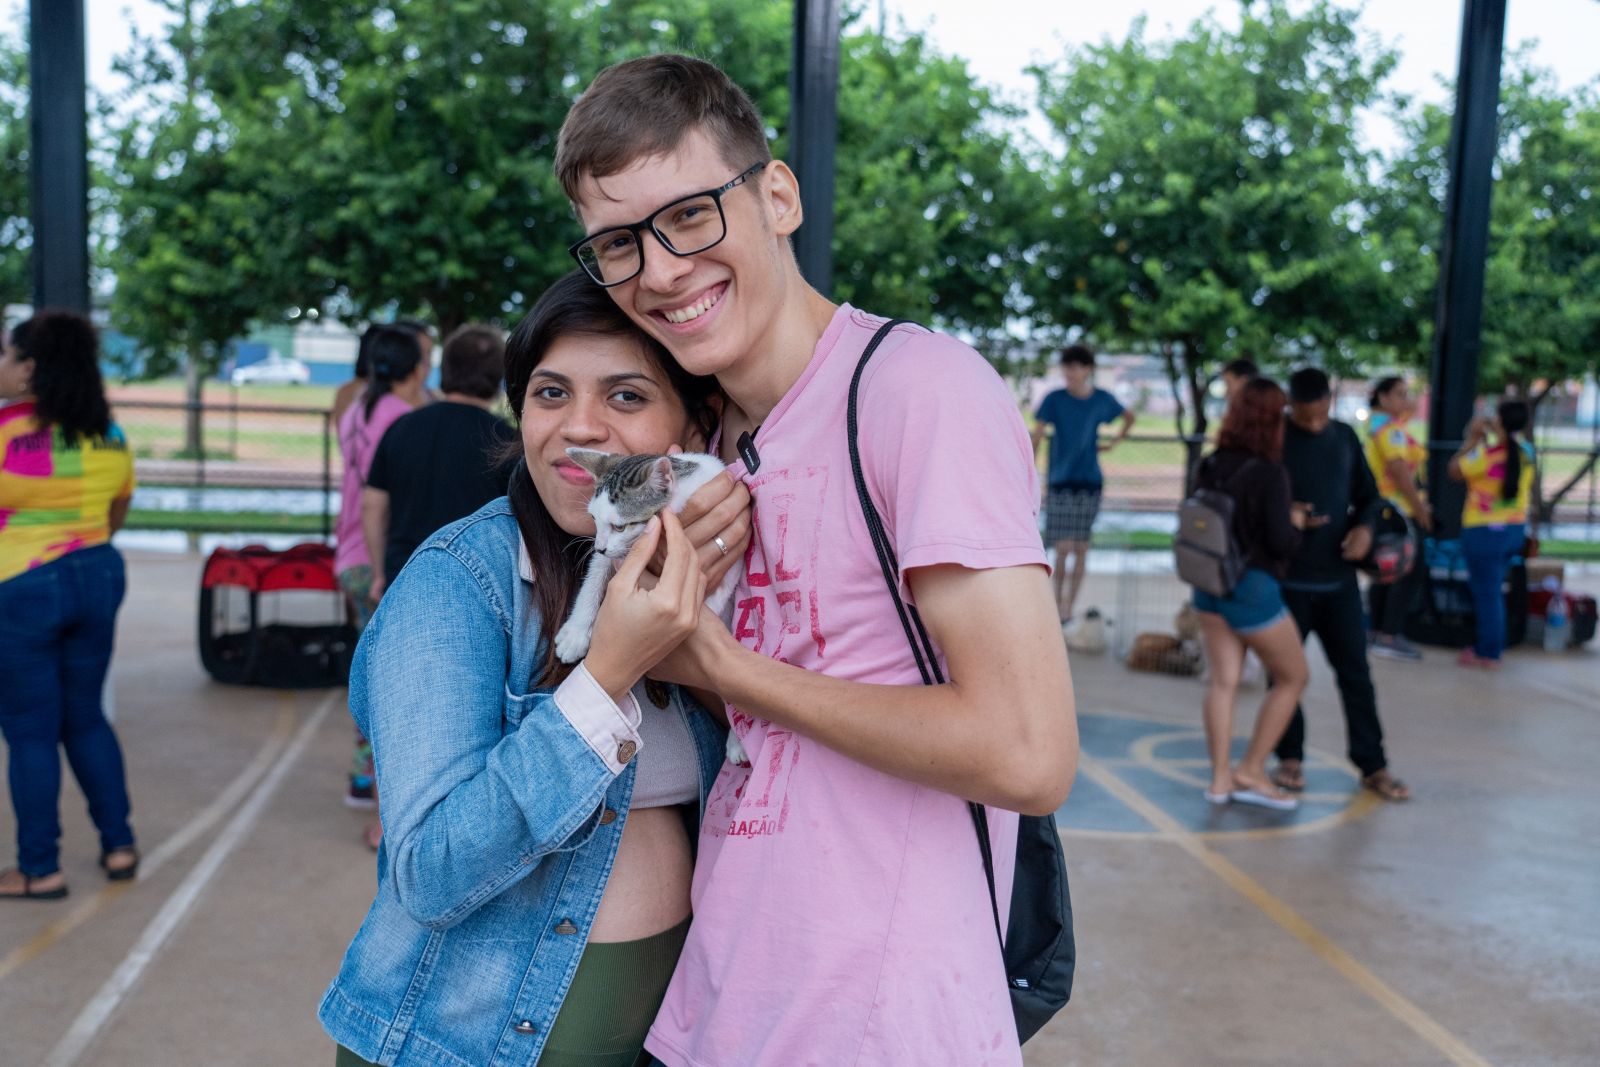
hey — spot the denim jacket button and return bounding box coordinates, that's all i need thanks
[513,1020,538,1035]
[617,739,638,764]
[599,808,618,826]
[554,919,579,935]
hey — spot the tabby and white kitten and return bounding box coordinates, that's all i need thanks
[553,447,749,766]
[552,447,737,652]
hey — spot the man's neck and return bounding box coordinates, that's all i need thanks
[1066,381,1094,399]
[715,281,839,431]
[439,392,495,410]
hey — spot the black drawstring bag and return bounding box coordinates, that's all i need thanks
[846,319,1076,1043]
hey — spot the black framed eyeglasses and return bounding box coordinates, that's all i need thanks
[569,161,768,287]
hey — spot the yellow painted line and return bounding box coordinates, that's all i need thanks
[1077,754,1493,1067]
[0,700,298,983]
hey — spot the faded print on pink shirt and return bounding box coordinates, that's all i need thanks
[647,307,1047,1067]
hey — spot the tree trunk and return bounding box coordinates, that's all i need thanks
[183,347,204,458]
[1179,337,1209,496]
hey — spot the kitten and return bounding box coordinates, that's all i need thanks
[553,447,750,766]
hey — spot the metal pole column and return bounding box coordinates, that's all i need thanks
[788,0,841,296]
[1426,0,1507,539]
[28,0,90,312]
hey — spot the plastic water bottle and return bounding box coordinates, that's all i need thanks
[1544,586,1570,652]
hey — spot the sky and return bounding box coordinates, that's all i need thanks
[10,0,1600,153]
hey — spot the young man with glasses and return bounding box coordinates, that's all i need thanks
[556,54,1077,1066]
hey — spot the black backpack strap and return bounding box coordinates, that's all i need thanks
[846,317,1007,952]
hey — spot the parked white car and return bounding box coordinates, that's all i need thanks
[230,357,311,387]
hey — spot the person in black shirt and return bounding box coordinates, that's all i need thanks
[364,325,518,601]
[1273,369,1410,801]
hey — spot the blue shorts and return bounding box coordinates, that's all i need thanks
[1192,567,1288,635]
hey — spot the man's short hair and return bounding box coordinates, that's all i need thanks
[1288,367,1331,403]
[556,54,772,205]
[440,325,505,400]
[1221,357,1259,380]
[1060,344,1095,368]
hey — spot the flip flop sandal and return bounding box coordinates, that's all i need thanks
[0,869,69,900]
[1203,790,1231,805]
[1229,786,1299,811]
[1271,760,1306,792]
[1362,772,1412,802]
[100,848,140,882]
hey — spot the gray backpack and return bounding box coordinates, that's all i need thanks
[1175,457,1254,597]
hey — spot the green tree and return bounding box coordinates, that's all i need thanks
[1377,61,1600,399]
[106,0,311,451]
[102,0,1042,351]
[1029,0,1398,447]
[1,33,30,309]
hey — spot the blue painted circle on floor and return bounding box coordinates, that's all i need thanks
[1057,713,1365,835]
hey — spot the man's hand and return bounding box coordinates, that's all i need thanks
[653,465,752,588]
[647,602,740,695]
[1413,504,1434,534]
[1341,524,1374,561]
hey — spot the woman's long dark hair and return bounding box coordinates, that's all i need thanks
[9,310,112,440]
[1369,376,1405,412]
[361,325,425,420]
[504,270,720,686]
[1217,377,1287,461]
[1497,400,1530,503]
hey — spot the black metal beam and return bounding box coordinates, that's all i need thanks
[1426,0,1507,538]
[788,0,841,296]
[28,0,90,313]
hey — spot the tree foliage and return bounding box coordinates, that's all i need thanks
[1,32,30,309]
[101,0,1039,355]
[1376,58,1600,398]
[1030,0,1398,435]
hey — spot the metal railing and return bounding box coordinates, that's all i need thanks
[114,398,335,537]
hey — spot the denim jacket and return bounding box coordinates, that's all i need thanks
[319,499,726,1067]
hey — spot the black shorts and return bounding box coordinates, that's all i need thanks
[1043,486,1102,544]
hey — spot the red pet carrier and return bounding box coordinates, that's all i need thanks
[198,543,357,687]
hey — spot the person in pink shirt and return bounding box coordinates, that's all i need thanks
[334,324,428,847]
[556,56,1079,1065]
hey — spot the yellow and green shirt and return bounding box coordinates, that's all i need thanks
[0,400,136,583]
[1365,413,1427,517]
[1458,440,1535,528]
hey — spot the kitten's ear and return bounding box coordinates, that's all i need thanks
[648,455,676,494]
[566,447,615,478]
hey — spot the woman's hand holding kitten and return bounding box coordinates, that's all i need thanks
[582,509,708,705]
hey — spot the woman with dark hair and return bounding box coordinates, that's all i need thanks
[330,325,379,429]
[334,324,428,832]
[0,311,139,899]
[1190,378,1310,810]
[1364,376,1430,660]
[1449,399,1535,669]
[319,271,751,1067]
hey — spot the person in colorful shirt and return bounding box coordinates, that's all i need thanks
[334,325,428,847]
[557,55,1077,1066]
[1364,377,1430,661]
[1449,399,1535,669]
[0,311,140,899]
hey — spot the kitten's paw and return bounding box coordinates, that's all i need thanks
[725,731,750,768]
[553,621,592,664]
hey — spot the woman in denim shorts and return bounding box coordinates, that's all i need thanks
[1191,379,1311,811]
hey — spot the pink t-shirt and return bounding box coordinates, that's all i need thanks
[647,307,1047,1067]
[334,393,414,574]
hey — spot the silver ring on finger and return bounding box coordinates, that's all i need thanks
[712,535,729,556]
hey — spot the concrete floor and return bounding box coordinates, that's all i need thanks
[1,553,1596,1066]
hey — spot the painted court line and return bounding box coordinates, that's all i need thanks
[1077,753,1495,1067]
[0,702,297,983]
[42,690,340,1067]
